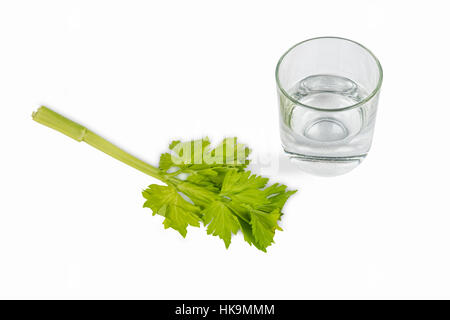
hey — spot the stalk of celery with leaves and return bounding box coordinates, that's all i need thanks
[32,106,296,252]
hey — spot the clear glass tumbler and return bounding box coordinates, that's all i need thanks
[276,37,383,176]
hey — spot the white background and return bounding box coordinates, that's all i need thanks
[1,0,449,299]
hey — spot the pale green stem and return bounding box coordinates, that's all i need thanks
[32,106,167,183]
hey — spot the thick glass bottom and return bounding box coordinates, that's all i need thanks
[284,150,366,177]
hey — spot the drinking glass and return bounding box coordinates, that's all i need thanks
[276,37,383,176]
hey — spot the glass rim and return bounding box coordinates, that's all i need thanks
[275,36,383,112]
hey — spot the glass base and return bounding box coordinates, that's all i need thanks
[284,151,366,177]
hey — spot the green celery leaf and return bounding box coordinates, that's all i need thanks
[236,216,268,252]
[221,169,269,195]
[159,152,174,171]
[162,204,201,238]
[249,207,281,250]
[177,182,218,208]
[202,201,240,248]
[142,184,201,237]
[258,183,298,213]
